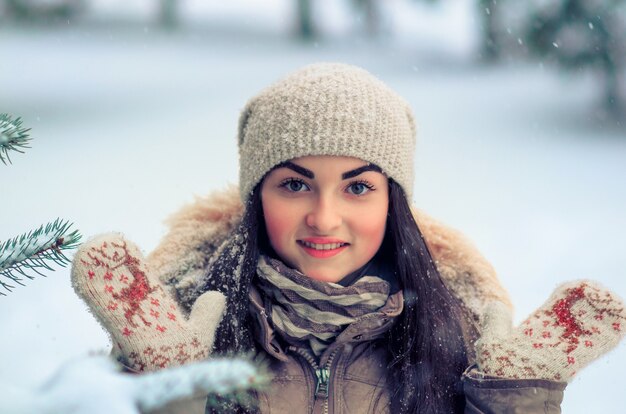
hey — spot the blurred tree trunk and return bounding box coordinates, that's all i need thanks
[4,0,84,21]
[602,56,625,117]
[4,0,30,19]
[354,0,381,37]
[296,0,315,40]
[159,0,179,29]
[479,0,500,61]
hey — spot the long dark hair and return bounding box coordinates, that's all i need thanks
[198,178,475,413]
[195,188,264,413]
[384,179,475,413]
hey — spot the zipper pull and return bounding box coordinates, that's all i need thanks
[315,367,330,399]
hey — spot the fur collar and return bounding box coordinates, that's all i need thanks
[147,185,512,325]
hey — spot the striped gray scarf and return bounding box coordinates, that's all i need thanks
[255,255,391,356]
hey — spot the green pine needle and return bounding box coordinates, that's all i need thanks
[0,219,82,295]
[0,113,32,165]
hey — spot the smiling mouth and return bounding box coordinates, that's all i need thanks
[297,240,349,258]
[298,240,349,250]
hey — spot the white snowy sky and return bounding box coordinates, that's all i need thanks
[1,1,625,412]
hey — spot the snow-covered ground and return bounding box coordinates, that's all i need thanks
[1,1,624,412]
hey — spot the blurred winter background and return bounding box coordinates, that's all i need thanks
[1,0,625,412]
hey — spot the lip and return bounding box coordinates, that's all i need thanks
[299,243,348,259]
[297,238,349,259]
[300,237,348,244]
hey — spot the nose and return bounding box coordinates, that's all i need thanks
[305,194,342,233]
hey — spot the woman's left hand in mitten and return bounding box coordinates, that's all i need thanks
[475,280,626,381]
[71,233,226,372]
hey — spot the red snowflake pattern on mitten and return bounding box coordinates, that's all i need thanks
[476,280,626,381]
[72,233,226,372]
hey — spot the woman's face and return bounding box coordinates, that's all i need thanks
[261,155,389,283]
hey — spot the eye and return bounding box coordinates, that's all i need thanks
[346,181,375,196]
[279,178,310,193]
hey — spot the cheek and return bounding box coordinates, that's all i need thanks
[355,205,388,254]
[262,198,296,249]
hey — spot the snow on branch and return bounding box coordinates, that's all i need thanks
[0,354,266,414]
[0,113,31,165]
[135,356,265,411]
[0,219,82,295]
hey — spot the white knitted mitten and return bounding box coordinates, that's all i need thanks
[476,280,626,381]
[72,233,226,372]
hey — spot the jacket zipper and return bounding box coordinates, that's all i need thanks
[289,346,340,414]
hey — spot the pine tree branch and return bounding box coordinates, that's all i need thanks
[135,357,268,412]
[0,219,82,295]
[0,113,32,165]
[0,355,268,413]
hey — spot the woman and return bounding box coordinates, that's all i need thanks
[72,63,625,413]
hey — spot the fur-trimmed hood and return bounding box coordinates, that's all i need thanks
[146,185,511,325]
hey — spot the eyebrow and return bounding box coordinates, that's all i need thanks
[275,161,382,180]
[341,164,382,179]
[276,161,314,178]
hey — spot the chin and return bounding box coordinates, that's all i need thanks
[305,269,344,284]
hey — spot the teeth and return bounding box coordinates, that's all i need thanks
[301,241,346,250]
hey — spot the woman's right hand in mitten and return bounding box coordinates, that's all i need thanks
[475,280,625,381]
[71,234,226,372]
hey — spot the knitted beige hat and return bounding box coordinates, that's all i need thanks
[237,62,417,202]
